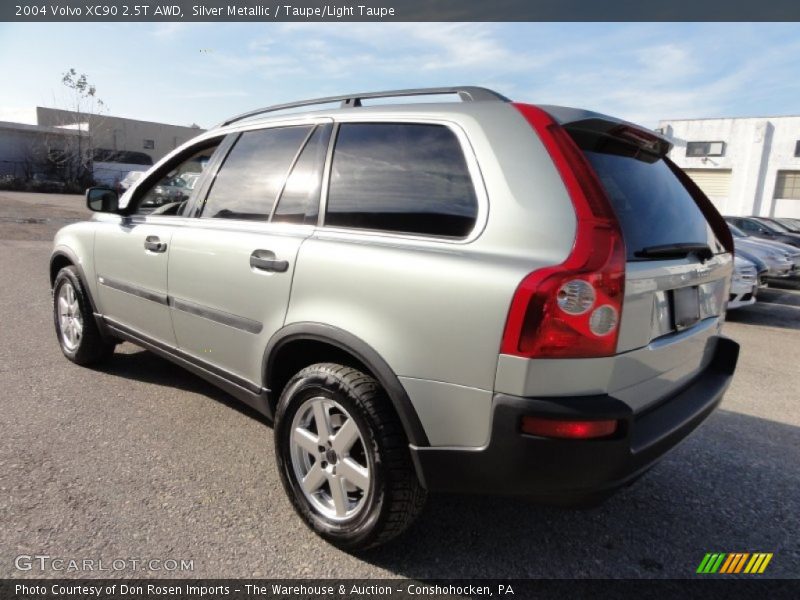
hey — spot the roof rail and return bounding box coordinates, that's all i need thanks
[217,86,510,127]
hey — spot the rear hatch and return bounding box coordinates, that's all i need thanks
[556,110,732,410]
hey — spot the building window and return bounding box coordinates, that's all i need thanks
[774,171,800,200]
[794,140,800,157]
[143,139,155,150]
[686,141,725,157]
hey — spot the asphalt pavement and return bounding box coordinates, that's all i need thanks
[0,191,798,579]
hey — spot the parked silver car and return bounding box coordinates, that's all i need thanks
[729,223,799,278]
[50,87,739,549]
[733,235,794,278]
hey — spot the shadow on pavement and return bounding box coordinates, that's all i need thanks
[101,347,272,425]
[727,288,800,330]
[95,347,799,578]
[360,410,800,578]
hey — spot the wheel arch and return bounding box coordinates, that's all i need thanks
[50,248,115,342]
[50,249,99,312]
[263,323,430,448]
[50,250,75,287]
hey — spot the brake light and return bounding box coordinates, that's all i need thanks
[609,124,668,155]
[521,416,618,439]
[501,104,626,358]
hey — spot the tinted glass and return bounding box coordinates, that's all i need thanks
[272,124,332,225]
[728,223,747,238]
[135,143,219,215]
[572,132,721,260]
[326,123,477,237]
[738,219,760,232]
[202,126,311,221]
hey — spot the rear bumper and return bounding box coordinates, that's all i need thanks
[728,284,758,309]
[411,337,739,503]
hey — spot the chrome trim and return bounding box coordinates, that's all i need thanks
[97,275,169,305]
[170,297,263,335]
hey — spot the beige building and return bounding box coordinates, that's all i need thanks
[0,120,86,178]
[36,107,204,165]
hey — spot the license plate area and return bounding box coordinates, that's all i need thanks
[672,286,701,331]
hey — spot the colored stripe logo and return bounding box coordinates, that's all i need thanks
[696,552,773,574]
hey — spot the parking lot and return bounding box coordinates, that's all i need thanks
[0,190,798,579]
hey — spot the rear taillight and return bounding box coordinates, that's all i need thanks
[501,104,626,359]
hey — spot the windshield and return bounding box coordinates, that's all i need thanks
[728,224,747,238]
[756,218,789,233]
[776,218,800,232]
[573,134,723,260]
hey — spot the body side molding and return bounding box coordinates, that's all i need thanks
[98,274,169,305]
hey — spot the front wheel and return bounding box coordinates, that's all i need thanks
[53,266,115,366]
[274,363,426,550]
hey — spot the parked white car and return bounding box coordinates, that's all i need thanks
[729,256,758,309]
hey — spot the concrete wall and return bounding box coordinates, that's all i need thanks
[0,121,83,178]
[36,107,204,164]
[93,161,149,187]
[660,116,800,218]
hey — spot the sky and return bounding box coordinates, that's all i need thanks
[1,22,799,129]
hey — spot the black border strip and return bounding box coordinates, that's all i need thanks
[5,1,800,22]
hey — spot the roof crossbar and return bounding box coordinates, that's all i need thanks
[218,86,510,127]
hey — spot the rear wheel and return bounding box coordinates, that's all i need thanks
[53,266,115,365]
[275,363,426,550]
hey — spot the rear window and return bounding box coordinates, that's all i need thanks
[570,131,723,260]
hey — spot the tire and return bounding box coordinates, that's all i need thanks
[274,363,427,550]
[53,266,115,366]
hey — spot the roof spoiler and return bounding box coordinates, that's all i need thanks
[537,105,673,156]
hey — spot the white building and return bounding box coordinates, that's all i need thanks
[658,115,800,218]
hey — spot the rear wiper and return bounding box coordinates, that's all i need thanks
[634,243,714,261]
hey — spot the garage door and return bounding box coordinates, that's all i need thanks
[683,169,732,197]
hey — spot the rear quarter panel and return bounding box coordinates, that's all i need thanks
[285,104,577,445]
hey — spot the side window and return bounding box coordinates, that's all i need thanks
[326,123,478,238]
[272,124,332,225]
[134,142,220,215]
[200,126,312,221]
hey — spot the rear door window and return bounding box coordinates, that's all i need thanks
[326,122,478,238]
[569,129,723,260]
[272,124,332,225]
[200,125,312,221]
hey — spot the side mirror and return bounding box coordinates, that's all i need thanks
[86,187,120,213]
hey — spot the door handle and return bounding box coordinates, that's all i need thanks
[250,250,289,273]
[144,236,167,253]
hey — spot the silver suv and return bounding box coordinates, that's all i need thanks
[50,87,740,550]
